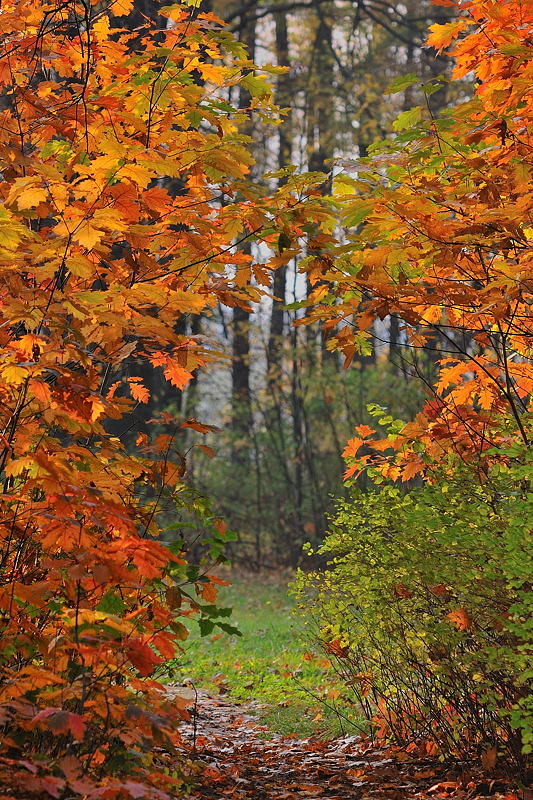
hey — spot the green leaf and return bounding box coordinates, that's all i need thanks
[284,299,308,311]
[187,110,202,129]
[422,80,446,96]
[344,200,374,228]
[392,106,423,132]
[97,591,126,615]
[198,618,215,636]
[384,73,418,95]
[216,622,242,636]
[241,73,272,99]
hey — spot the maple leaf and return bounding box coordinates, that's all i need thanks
[342,437,363,458]
[127,638,163,677]
[400,458,423,482]
[180,418,218,433]
[7,178,48,210]
[325,638,350,658]
[16,334,45,361]
[90,396,106,422]
[343,463,360,481]
[30,379,52,405]
[355,424,375,438]
[426,19,469,53]
[446,609,472,632]
[121,538,177,579]
[200,582,219,603]
[109,0,134,13]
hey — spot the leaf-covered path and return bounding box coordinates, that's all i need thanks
[176,693,520,800]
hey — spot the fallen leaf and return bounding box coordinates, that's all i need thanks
[481,746,497,770]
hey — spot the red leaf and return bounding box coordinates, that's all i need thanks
[127,638,163,677]
[66,713,86,742]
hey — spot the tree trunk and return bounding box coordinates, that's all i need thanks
[231,10,255,458]
[306,9,337,366]
[267,7,292,389]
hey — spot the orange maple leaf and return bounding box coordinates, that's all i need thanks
[447,609,472,632]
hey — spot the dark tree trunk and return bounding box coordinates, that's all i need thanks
[231,10,255,457]
[306,9,338,366]
[267,7,292,388]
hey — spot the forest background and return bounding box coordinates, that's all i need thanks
[123,0,462,569]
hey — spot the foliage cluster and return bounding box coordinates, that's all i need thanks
[0,1,324,796]
[295,442,532,769]
[296,0,533,772]
[303,0,533,480]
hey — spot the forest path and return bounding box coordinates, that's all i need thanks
[177,692,468,800]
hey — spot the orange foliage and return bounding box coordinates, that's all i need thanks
[0,1,321,796]
[308,0,533,479]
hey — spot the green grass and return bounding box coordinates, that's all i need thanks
[167,574,359,739]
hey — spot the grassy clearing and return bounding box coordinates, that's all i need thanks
[167,573,358,739]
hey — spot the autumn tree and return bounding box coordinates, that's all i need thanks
[0,1,322,795]
[297,0,533,768]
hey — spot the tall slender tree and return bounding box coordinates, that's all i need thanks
[231,10,256,458]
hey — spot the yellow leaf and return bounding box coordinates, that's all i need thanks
[7,178,47,210]
[1,363,29,385]
[16,334,45,360]
[0,206,25,249]
[68,255,95,278]
[426,19,468,53]
[109,0,134,13]
[5,456,38,478]
[90,396,106,422]
[120,163,153,189]
[73,221,103,250]
[15,185,48,210]
[93,14,111,40]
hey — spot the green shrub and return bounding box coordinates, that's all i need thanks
[294,446,532,771]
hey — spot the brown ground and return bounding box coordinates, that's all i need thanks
[175,692,527,800]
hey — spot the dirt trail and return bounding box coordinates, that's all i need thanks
[174,693,517,800]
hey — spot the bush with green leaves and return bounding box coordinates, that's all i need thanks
[294,444,532,772]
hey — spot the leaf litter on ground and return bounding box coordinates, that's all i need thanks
[169,689,529,800]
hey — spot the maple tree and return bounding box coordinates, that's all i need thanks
[304,0,533,481]
[0,1,324,796]
[297,0,533,771]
